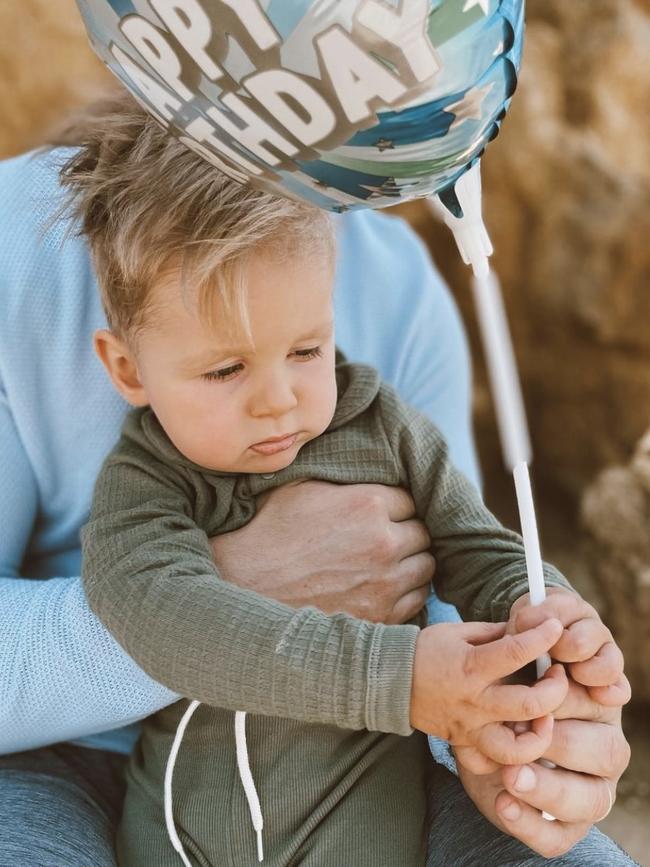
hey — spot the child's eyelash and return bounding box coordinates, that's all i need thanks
[202,347,322,382]
[202,363,243,382]
[294,346,322,359]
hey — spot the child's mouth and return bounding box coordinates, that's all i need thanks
[250,433,298,456]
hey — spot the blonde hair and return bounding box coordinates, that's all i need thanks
[56,89,334,342]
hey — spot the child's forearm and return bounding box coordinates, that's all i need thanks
[382,391,573,622]
[82,458,419,735]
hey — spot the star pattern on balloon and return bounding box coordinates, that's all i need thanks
[80,0,524,210]
[462,0,490,15]
[444,83,494,130]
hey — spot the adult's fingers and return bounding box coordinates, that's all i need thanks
[552,678,617,722]
[588,675,632,708]
[477,715,555,767]
[494,791,592,859]
[468,619,563,681]
[512,589,593,633]
[485,664,568,722]
[501,762,615,825]
[453,745,500,775]
[513,593,614,664]
[392,517,432,560]
[570,640,625,687]
[556,618,613,664]
[544,718,631,779]
[364,484,416,522]
[388,582,431,625]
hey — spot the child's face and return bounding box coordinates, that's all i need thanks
[127,250,338,474]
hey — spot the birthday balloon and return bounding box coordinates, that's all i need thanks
[75,0,524,212]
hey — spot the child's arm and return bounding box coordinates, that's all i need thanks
[379,388,627,724]
[379,386,573,623]
[82,436,419,736]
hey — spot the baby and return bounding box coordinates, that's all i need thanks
[68,97,619,867]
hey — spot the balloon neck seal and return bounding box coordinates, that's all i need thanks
[429,162,493,279]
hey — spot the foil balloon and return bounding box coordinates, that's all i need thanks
[76,0,524,213]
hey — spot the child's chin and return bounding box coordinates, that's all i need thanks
[255,446,301,473]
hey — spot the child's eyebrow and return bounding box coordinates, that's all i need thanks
[182,320,334,370]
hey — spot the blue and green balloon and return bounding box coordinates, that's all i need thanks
[76,0,524,212]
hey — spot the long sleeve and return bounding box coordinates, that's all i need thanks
[379,389,572,623]
[335,210,480,489]
[0,384,177,755]
[81,444,419,736]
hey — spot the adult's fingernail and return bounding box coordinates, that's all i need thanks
[501,800,522,821]
[514,765,536,793]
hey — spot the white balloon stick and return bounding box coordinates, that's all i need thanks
[472,266,555,821]
[470,270,531,471]
[471,270,550,656]
[434,165,556,819]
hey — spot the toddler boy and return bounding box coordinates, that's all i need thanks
[70,96,616,866]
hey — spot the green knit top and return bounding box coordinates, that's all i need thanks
[82,359,570,738]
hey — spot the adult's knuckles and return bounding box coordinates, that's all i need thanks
[565,623,601,661]
[592,782,614,824]
[608,728,631,778]
[370,532,399,564]
[535,834,580,860]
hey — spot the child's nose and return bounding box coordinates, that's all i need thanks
[249,372,298,419]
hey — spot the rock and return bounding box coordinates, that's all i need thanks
[581,431,650,702]
[0,0,111,158]
[398,0,650,528]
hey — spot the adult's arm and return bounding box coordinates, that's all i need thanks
[0,384,178,754]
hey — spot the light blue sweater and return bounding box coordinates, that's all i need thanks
[0,149,479,756]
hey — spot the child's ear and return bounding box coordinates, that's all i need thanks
[93,329,149,407]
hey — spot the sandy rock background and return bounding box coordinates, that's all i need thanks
[1,0,648,860]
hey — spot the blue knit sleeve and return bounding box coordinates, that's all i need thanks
[0,380,178,754]
[0,151,179,754]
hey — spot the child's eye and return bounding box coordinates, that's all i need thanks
[202,363,244,382]
[292,346,323,361]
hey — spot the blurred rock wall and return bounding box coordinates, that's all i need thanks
[402,0,650,700]
[0,0,111,157]
[404,0,650,505]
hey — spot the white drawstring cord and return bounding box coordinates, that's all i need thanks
[164,699,201,867]
[235,711,265,862]
[164,702,265,864]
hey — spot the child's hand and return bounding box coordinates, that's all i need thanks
[410,619,568,766]
[508,589,631,708]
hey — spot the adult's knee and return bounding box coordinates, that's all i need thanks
[0,769,118,867]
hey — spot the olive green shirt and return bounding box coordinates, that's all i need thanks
[82,359,570,866]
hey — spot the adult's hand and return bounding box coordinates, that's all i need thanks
[509,589,630,707]
[210,480,435,624]
[455,681,631,859]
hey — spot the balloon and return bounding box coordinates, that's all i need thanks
[75,0,524,213]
